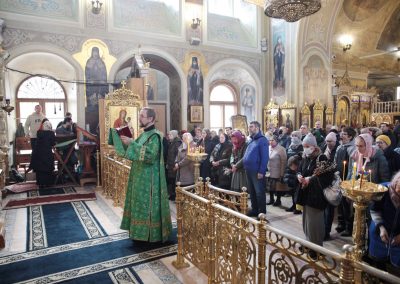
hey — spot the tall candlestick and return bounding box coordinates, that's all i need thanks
[359,167,365,188]
[343,161,347,181]
[352,162,357,188]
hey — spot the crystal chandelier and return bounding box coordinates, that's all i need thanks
[264,0,322,22]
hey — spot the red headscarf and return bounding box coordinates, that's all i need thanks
[351,133,376,173]
[231,130,245,152]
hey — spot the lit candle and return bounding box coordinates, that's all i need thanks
[352,162,357,188]
[359,167,365,188]
[343,161,347,181]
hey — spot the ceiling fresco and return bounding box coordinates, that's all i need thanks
[332,0,400,82]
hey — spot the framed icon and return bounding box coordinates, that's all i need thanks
[190,105,203,123]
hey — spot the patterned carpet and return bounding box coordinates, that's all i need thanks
[0,188,178,283]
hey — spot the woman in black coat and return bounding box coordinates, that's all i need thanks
[210,133,232,189]
[199,128,217,181]
[30,119,56,187]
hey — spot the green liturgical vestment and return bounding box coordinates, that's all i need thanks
[109,128,172,242]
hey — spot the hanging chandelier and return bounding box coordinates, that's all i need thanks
[264,0,322,22]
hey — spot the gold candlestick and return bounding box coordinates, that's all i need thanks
[187,151,208,183]
[351,162,357,188]
[340,180,387,261]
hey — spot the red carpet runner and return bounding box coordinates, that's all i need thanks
[3,192,97,210]
[4,182,76,194]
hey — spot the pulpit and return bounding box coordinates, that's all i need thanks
[76,126,98,186]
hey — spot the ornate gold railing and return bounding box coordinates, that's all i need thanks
[102,153,131,206]
[173,181,400,283]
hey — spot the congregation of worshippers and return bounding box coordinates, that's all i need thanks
[164,120,400,270]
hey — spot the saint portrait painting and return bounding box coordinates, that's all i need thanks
[187,57,203,105]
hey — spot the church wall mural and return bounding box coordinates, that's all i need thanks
[303,55,329,105]
[113,0,181,36]
[272,19,286,98]
[240,84,255,122]
[0,0,79,22]
[73,39,116,133]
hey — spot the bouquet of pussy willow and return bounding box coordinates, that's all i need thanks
[313,155,337,176]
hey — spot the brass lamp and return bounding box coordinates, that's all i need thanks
[1,99,14,116]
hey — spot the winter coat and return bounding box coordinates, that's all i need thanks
[348,149,390,184]
[287,144,303,160]
[268,144,287,179]
[210,141,232,188]
[296,150,334,210]
[383,147,400,178]
[230,142,248,192]
[334,139,356,180]
[166,137,182,178]
[30,130,56,185]
[175,143,194,186]
[199,137,218,180]
[283,167,299,190]
[243,131,269,174]
[278,134,291,149]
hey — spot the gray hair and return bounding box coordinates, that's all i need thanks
[169,130,179,138]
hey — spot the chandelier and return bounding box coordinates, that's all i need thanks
[264,0,322,22]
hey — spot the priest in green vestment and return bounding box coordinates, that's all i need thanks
[109,107,172,242]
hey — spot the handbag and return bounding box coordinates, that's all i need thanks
[323,171,343,206]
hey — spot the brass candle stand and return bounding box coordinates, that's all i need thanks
[340,180,387,261]
[186,147,208,183]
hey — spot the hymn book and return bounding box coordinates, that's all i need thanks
[115,125,133,138]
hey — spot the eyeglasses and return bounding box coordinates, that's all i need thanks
[375,141,383,144]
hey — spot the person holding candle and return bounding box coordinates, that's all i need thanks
[334,127,356,236]
[368,171,400,271]
[296,134,335,249]
[350,133,390,185]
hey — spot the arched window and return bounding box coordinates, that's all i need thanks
[17,76,67,129]
[209,84,237,131]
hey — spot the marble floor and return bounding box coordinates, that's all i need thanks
[0,185,352,283]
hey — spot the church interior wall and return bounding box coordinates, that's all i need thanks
[5,50,79,143]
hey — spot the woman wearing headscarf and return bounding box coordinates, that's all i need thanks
[174,133,195,186]
[369,171,400,270]
[266,134,287,207]
[210,133,232,189]
[349,133,390,184]
[230,130,248,192]
[30,119,56,187]
[296,134,335,250]
[199,128,217,180]
[287,130,303,159]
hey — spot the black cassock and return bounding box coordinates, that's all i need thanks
[30,130,55,186]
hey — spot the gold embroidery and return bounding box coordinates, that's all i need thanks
[139,146,146,161]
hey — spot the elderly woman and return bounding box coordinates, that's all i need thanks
[230,130,247,192]
[166,130,181,201]
[266,134,287,207]
[375,135,400,178]
[287,130,303,159]
[369,171,400,270]
[30,119,56,187]
[296,134,335,249]
[174,133,195,186]
[210,133,232,189]
[349,133,390,184]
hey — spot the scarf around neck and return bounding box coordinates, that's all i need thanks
[351,133,376,173]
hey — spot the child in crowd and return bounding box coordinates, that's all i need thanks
[283,155,302,214]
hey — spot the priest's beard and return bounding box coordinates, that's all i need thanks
[140,121,152,128]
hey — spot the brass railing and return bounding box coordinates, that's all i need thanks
[102,153,130,206]
[173,181,400,283]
